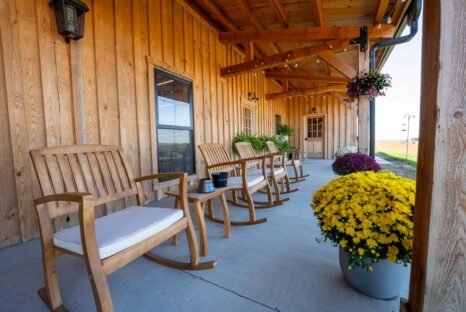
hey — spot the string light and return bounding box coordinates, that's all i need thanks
[316,57,320,63]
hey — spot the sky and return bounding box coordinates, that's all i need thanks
[375,16,423,140]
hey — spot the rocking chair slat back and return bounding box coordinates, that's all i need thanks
[198,144,236,175]
[266,141,279,153]
[234,142,260,168]
[30,145,138,220]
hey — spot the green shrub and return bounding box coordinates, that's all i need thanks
[277,124,294,136]
[232,133,293,154]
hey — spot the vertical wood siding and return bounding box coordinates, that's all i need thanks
[0,0,289,247]
[288,95,355,159]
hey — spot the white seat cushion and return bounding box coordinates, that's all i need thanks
[227,174,265,189]
[285,159,301,166]
[251,167,285,177]
[53,206,184,259]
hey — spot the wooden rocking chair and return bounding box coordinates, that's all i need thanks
[265,141,309,183]
[198,143,273,226]
[234,142,297,205]
[30,144,215,312]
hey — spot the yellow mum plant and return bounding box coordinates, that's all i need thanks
[311,171,415,269]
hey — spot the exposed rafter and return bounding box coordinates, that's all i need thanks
[264,72,348,84]
[318,53,358,79]
[265,85,346,100]
[391,0,409,25]
[220,39,352,77]
[219,25,395,43]
[195,0,238,31]
[270,0,289,27]
[374,0,390,24]
[310,0,324,27]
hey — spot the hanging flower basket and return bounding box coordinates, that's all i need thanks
[346,71,392,102]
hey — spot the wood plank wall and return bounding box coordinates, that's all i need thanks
[288,95,355,159]
[0,0,288,247]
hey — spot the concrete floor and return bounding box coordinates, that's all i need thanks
[0,160,407,312]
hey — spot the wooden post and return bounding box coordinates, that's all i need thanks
[358,49,370,154]
[402,1,466,311]
[70,40,86,144]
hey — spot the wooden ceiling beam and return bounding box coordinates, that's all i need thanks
[195,0,239,31]
[219,25,396,43]
[270,0,290,28]
[310,0,324,27]
[264,72,349,84]
[318,52,358,79]
[220,39,353,77]
[391,0,412,25]
[266,85,346,100]
[234,0,263,30]
[374,0,390,24]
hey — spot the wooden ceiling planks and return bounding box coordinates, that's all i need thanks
[187,0,409,96]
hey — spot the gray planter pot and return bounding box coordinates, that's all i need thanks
[339,248,410,299]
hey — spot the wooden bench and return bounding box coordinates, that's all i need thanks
[30,144,215,312]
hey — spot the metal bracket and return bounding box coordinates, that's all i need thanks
[349,27,368,52]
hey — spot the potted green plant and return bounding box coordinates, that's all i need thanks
[311,171,415,299]
[277,124,294,142]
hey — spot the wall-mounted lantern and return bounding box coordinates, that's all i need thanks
[51,0,89,41]
[247,92,259,101]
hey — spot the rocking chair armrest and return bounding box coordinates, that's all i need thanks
[135,172,187,183]
[266,151,286,168]
[34,192,94,206]
[206,159,243,170]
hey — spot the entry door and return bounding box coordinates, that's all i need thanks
[305,116,324,158]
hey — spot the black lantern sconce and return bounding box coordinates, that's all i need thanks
[51,0,89,41]
[247,92,259,101]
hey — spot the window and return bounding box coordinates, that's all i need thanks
[275,114,282,134]
[307,117,323,138]
[242,102,255,135]
[155,68,195,175]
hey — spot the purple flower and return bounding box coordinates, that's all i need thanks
[332,153,381,175]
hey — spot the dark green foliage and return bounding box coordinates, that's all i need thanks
[232,134,293,154]
[277,124,294,136]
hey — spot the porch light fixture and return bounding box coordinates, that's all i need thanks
[51,0,89,41]
[248,92,259,101]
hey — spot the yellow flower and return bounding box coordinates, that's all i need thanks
[358,248,365,256]
[340,240,348,248]
[368,266,374,272]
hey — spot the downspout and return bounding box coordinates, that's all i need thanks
[369,0,422,157]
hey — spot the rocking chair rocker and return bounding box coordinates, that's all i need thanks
[30,144,215,312]
[234,142,298,205]
[265,141,309,183]
[198,143,275,226]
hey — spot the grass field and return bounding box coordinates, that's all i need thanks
[375,140,418,168]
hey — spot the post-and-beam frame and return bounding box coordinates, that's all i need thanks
[219,25,395,43]
[265,85,346,100]
[264,72,349,84]
[401,1,466,311]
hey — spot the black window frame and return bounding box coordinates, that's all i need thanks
[154,67,196,176]
[275,114,282,135]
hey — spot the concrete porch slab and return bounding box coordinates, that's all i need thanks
[0,160,406,312]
